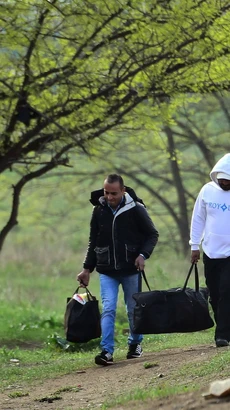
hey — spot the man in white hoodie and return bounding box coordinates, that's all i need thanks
[190,153,230,347]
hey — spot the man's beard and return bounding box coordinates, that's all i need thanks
[219,183,230,191]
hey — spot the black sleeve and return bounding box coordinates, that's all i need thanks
[135,203,159,259]
[83,207,98,272]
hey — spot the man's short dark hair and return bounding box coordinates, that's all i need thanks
[105,174,124,189]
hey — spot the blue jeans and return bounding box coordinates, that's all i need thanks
[99,272,143,354]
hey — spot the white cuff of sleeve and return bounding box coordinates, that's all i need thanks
[191,245,200,251]
[139,253,146,260]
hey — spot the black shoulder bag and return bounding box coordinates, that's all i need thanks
[64,287,101,343]
[132,263,214,334]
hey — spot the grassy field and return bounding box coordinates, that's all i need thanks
[0,239,201,344]
[2,237,227,410]
[0,239,212,387]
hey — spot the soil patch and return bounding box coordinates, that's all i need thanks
[1,344,230,410]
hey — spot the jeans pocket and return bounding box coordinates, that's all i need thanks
[125,244,137,263]
[94,246,110,266]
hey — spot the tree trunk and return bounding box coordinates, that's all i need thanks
[164,125,190,256]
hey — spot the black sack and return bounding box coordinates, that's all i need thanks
[132,263,214,334]
[64,287,101,343]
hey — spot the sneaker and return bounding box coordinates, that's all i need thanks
[216,338,229,347]
[95,350,114,366]
[127,344,143,359]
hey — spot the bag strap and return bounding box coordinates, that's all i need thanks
[182,263,199,292]
[74,287,94,301]
[140,270,151,291]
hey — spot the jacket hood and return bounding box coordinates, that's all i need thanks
[89,186,146,206]
[98,192,134,207]
[210,153,230,184]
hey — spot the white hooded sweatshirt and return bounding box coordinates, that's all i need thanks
[190,153,230,258]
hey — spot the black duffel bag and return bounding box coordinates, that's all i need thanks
[64,287,101,343]
[132,263,214,334]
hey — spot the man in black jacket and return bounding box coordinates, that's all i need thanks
[77,174,159,366]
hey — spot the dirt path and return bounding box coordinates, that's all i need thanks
[1,344,230,410]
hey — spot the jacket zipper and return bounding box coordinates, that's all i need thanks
[111,200,135,270]
[112,217,117,269]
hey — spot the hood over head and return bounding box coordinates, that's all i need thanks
[210,153,230,184]
[216,172,230,180]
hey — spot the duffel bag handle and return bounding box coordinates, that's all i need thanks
[140,270,151,291]
[182,263,199,292]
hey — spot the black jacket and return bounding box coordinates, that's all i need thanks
[83,190,159,275]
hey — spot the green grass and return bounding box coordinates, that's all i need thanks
[0,244,197,344]
[100,347,230,409]
[0,243,217,410]
[0,331,214,391]
[101,384,195,409]
[0,248,97,344]
[8,391,29,398]
[0,342,97,389]
[178,349,230,378]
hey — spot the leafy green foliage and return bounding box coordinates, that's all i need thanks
[0,1,230,246]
